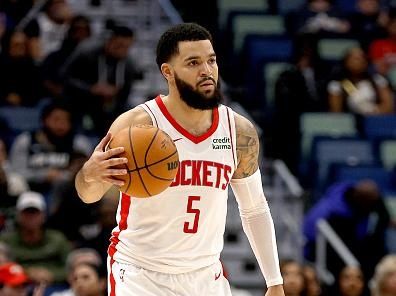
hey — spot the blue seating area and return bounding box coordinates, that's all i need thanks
[329,164,396,193]
[242,35,293,108]
[300,114,396,197]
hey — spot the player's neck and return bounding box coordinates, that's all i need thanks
[161,94,214,136]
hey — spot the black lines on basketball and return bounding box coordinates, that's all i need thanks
[128,125,151,197]
[110,125,179,198]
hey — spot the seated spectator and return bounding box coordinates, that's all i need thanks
[79,188,119,263]
[24,0,73,61]
[369,11,396,76]
[303,180,390,279]
[69,262,106,296]
[49,248,102,296]
[279,259,307,296]
[63,25,143,136]
[349,0,388,51]
[41,15,91,99]
[286,0,350,37]
[302,264,322,296]
[47,153,98,245]
[64,249,102,274]
[328,47,394,116]
[0,262,31,296]
[273,34,328,174]
[0,191,71,284]
[9,102,92,195]
[370,254,396,296]
[334,266,366,296]
[0,30,42,106]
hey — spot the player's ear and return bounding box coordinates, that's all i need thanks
[161,63,173,81]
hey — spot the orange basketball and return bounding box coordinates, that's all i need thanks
[108,125,179,198]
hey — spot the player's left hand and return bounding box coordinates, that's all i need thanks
[265,285,285,296]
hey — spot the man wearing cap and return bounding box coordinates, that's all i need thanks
[0,191,71,285]
[0,262,30,296]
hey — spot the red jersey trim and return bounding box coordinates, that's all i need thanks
[155,96,219,144]
[108,193,131,296]
[226,107,236,168]
[108,193,131,257]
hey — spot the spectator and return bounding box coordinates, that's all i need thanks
[24,0,73,60]
[47,153,97,245]
[41,15,91,99]
[64,249,102,274]
[0,191,71,284]
[335,266,366,296]
[302,264,322,296]
[370,254,396,296]
[349,0,388,51]
[9,102,92,195]
[273,34,328,174]
[303,180,390,279]
[328,47,394,116]
[79,189,118,263]
[0,262,31,296]
[285,0,350,37]
[63,25,143,136]
[68,263,106,296]
[49,248,103,296]
[0,30,42,106]
[369,12,396,76]
[278,259,307,296]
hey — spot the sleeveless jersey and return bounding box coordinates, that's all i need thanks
[108,96,237,274]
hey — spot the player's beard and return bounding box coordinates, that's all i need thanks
[174,73,222,110]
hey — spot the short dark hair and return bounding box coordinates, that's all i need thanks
[156,23,213,70]
[40,101,71,121]
[110,25,134,39]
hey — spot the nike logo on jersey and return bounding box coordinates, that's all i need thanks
[215,271,221,281]
[173,138,183,142]
[120,268,125,282]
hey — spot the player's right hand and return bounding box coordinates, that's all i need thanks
[82,133,128,187]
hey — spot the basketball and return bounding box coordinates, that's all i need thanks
[108,125,179,198]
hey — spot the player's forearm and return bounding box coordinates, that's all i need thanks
[75,166,108,203]
[240,205,283,287]
[231,170,283,287]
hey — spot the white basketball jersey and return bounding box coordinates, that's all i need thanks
[108,96,237,274]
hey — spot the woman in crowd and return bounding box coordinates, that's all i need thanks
[327,47,394,116]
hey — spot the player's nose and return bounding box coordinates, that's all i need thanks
[199,62,213,76]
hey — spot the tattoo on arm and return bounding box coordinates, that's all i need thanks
[233,115,259,179]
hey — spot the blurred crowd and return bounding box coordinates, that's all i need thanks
[0,0,395,296]
[0,0,143,295]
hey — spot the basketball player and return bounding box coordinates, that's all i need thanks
[75,23,285,296]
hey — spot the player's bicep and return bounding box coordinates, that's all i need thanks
[233,114,260,179]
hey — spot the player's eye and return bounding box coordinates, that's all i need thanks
[188,60,199,66]
[208,58,216,64]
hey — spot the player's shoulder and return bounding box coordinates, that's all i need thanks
[232,111,259,142]
[108,105,153,135]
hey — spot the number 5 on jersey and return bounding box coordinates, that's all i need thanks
[184,196,201,233]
